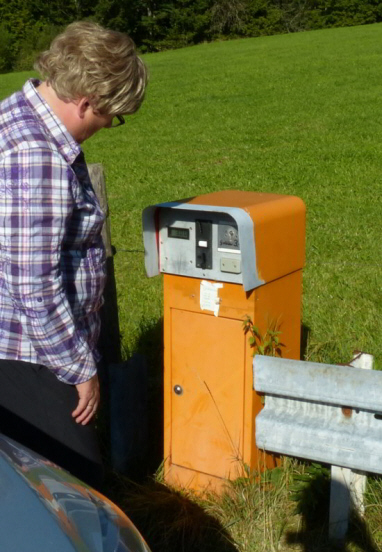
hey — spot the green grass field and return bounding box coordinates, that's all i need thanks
[1,22,382,551]
[95,23,380,370]
[1,24,381,369]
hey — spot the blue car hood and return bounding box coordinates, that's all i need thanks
[0,435,150,552]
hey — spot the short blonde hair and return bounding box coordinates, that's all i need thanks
[34,21,147,115]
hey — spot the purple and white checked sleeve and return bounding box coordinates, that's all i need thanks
[0,146,98,383]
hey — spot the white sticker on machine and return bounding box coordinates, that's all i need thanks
[200,280,223,317]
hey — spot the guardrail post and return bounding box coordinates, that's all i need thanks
[328,352,374,541]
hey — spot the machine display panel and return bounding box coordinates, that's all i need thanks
[168,227,190,240]
[159,209,243,284]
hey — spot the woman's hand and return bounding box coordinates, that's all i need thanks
[72,374,100,425]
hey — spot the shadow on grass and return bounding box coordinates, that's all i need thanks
[105,473,239,552]
[301,323,311,360]
[285,467,380,552]
[101,311,240,552]
[99,317,164,480]
[286,514,380,552]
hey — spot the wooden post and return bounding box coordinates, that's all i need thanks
[88,164,149,477]
[88,163,122,364]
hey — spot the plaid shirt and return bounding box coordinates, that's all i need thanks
[0,80,106,384]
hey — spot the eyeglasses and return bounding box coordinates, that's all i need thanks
[110,115,125,128]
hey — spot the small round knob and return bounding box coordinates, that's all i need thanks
[173,385,183,396]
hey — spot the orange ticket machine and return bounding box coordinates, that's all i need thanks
[142,191,305,491]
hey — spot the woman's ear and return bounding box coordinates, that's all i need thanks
[77,97,91,119]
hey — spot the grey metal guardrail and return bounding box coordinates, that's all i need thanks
[254,355,382,473]
[253,353,377,541]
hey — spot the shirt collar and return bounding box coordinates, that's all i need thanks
[22,79,81,165]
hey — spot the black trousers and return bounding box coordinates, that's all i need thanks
[0,359,103,489]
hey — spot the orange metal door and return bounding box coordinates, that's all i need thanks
[171,309,246,479]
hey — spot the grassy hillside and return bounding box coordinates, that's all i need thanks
[93,23,381,369]
[1,24,381,369]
